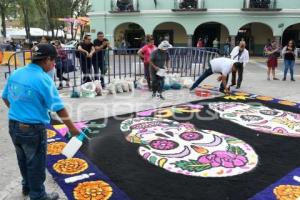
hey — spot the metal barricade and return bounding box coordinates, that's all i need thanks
[4,48,219,88]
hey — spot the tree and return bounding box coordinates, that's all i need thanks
[0,0,14,38]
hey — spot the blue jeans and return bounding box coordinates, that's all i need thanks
[284,59,295,80]
[190,66,227,91]
[9,120,47,200]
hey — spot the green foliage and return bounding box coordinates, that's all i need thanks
[227,145,246,156]
[174,160,211,172]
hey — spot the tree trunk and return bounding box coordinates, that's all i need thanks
[22,3,31,43]
[0,7,6,38]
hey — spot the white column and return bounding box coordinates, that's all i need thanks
[230,35,236,48]
[187,34,193,47]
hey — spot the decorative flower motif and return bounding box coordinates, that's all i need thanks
[198,151,248,168]
[150,139,179,150]
[234,92,249,96]
[273,185,300,200]
[73,180,113,200]
[54,122,87,137]
[53,158,88,175]
[278,100,297,107]
[47,142,66,155]
[256,96,274,101]
[47,129,56,139]
[180,132,203,141]
[224,95,248,100]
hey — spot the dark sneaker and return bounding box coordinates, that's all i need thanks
[273,77,279,80]
[159,94,165,100]
[282,78,286,81]
[291,79,295,82]
[236,85,240,89]
[43,192,59,200]
[57,84,63,90]
[22,188,29,196]
[152,93,156,98]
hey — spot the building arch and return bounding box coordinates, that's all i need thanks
[152,22,188,46]
[282,23,300,47]
[193,22,230,48]
[113,22,146,48]
[235,22,274,55]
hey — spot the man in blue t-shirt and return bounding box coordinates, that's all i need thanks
[2,44,81,200]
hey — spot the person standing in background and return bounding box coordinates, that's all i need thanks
[93,31,111,88]
[213,38,219,49]
[138,35,157,90]
[223,37,231,57]
[77,35,95,84]
[54,40,69,90]
[264,40,281,81]
[149,40,172,100]
[230,41,249,89]
[282,40,297,81]
[197,38,204,48]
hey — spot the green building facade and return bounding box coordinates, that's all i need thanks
[89,0,300,55]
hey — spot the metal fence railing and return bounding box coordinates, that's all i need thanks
[3,47,219,89]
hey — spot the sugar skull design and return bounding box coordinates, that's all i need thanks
[209,102,300,137]
[120,117,258,177]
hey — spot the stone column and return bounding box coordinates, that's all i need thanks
[187,34,193,47]
[274,36,281,46]
[230,35,236,48]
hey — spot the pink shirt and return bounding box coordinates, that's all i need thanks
[140,44,156,63]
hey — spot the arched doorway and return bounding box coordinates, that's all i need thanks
[237,23,273,56]
[153,22,187,47]
[282,23,300,47]
[193,22,230,48]
[114,22,145,48]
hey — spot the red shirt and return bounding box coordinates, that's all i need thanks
[140,44,156,63]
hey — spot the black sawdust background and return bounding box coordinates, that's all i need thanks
[79,98,300,200]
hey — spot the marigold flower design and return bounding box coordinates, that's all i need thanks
[273,185,300,200]
[73,180,113,200]
[47,142,66,155]
[53,158,88,175]
[47,129,56,139]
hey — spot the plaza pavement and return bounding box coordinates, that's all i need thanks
[0,58,299,199]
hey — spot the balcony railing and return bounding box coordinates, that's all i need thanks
[172,0,206,12]
[110,0,140,13]
[242,0,281,11]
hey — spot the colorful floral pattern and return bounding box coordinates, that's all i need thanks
[150,139,179,150]
[73,180,113,200]
[47,129,57,139]
[53,122,87,137]
[136,104,204,118]
[120,117,258,177]
[53,158,88,175]
[180,132,203,141]
[209,102,300,137]
[47,142,66,155]
[198,151,247,168]
[273,185,300,200]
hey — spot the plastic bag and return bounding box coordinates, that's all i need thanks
[94,80,103,96]
[107,83,116,95]
[121,80,129,92]
[182,78,194,88]
[136,77,148,90]
[115,81,124,93]
[81,82,96,98]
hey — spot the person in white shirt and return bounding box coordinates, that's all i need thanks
[230,41,249,89]
[190,57,241,93]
